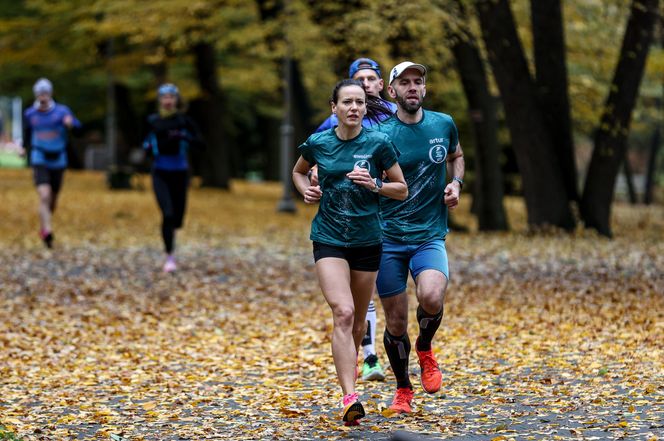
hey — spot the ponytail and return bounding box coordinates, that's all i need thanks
[365,94,394,124]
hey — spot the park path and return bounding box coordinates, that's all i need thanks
[1,170,662,440]
[1,237,662,440]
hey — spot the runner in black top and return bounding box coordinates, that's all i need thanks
[142,83,204,272]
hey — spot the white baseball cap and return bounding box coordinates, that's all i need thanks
[33,78,53,96]
[389,61,427,84]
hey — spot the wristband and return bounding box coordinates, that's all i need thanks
[452,176,464,189]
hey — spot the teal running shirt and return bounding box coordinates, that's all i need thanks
[376,110,459,243]
[299,128,399,247]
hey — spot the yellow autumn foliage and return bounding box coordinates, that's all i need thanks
[0,169,662,440]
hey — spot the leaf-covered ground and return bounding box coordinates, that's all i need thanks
[1,169,662,441]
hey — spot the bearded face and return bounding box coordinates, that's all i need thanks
[388,69,426,115]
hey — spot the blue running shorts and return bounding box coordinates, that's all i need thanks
[376,239,449,298]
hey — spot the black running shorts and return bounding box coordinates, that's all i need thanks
[33,165,64,194]
[313,241,382,272]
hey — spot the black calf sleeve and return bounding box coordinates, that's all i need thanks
[384,330,412,389]
[416,305,443,352]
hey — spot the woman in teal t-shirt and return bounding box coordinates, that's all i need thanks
[292,79,407,425]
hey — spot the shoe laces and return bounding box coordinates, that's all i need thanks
[343,392,359,406]
[393,388,413,405]
[419,350,438,371]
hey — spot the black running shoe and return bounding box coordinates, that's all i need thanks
[40,230,54,249]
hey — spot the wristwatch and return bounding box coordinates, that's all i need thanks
[452,176,464,189]
[371,178,383,193]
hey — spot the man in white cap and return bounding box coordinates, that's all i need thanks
[23,78,81,248]
[375,61,465,413]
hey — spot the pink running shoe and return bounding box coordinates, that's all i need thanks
[39,229,54,249]
[341,392,365,425]
[163,255,177,273]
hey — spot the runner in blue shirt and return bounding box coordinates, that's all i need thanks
[23,78,81,248]
[292,79,407,425]
[375,62,465,414]
[313,58,397,383]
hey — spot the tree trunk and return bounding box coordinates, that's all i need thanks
[115,83,140,166]
[531,0,578,203]
[256,115,281,181]
[646,28,664,205]
[257,0,314,175]
[580,0,659,236]
[644,125,661,204]
[449,1,508,231]
[475,0,575,230]
[290,59,316,145]
[193,42,230,189]
[623,156,638,204]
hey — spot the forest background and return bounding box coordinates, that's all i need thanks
[0,0,663,236]
[1,2,663,440]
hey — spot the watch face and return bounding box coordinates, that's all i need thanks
[372,178,382,192]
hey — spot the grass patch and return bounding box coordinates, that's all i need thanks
[0,151,26,169]
[0,425,23,441]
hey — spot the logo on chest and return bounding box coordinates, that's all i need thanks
[354,159,371,172]
[428,145,447,164]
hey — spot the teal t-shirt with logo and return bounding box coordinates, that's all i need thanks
[299,127,399,247]
[376,110,459,243]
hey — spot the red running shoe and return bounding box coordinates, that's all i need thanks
[389,387,414,414]
[416,340,442,393]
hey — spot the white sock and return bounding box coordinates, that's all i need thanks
[362,301,377,359]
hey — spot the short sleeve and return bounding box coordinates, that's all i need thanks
[377,136,399,172]
[298,136,316,165]
[448,116,459,154]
